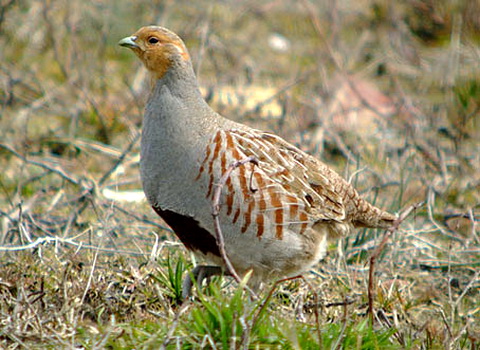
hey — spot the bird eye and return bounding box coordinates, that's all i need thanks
[148,37,159,44]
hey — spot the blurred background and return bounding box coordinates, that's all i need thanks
[0,0,479,348]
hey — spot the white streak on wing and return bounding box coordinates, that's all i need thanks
[278,173,295,182]
[277,220,311,226]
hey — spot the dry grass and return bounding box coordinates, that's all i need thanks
[0,0,479,348]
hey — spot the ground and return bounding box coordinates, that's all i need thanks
[0,0,479,348]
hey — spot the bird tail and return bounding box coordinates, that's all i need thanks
[354,200,397,229]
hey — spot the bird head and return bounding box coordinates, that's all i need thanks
[119,26,191,80]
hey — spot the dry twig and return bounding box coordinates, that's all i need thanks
[159,301,191,350]
[367,201,424,323]
[211,156,259,298]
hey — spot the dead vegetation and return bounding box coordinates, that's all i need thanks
[0,0,479,348]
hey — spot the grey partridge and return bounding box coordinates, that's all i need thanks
[119,26,396,297]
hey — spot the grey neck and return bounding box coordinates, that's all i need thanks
[149,59,205,111]
[145,59,233,139]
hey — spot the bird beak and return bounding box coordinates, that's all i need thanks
[118,36,140,49]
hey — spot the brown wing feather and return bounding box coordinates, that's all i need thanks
[232,129,396,228]
[231,130,347,222]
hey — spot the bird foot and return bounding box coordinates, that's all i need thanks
[182,265,223,300]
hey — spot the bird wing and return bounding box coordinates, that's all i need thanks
[229,129,348,223]
[195,128,393,240]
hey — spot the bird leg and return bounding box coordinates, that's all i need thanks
[182,265,224,300]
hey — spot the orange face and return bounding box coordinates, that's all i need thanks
[119,26,190,79]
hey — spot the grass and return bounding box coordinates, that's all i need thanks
[0,0,479,348]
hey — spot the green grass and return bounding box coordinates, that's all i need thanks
[0,0,479,348]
